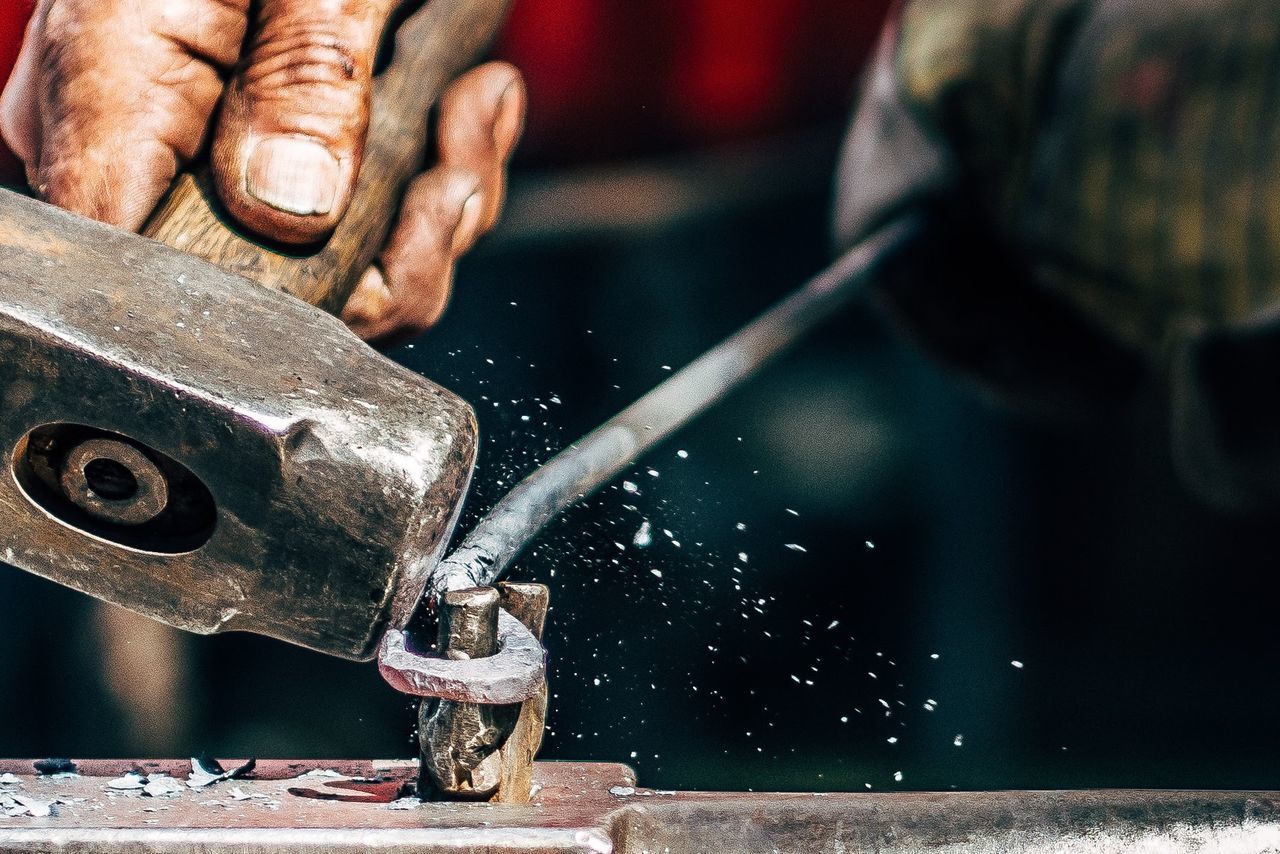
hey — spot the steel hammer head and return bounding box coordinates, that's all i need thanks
[0,189,477,660]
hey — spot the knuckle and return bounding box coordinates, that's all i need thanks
[246,33,360,87]
[237,29,370,136]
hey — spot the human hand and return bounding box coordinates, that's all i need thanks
[0,0,523,343]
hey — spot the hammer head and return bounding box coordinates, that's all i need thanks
[0,190,477,661]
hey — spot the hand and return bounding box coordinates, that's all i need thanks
[0,0,523,343]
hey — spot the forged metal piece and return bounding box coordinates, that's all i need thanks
[417,587,512,799]
[416,583,551,803]
[426,214,922,600]
[376,609,545,705]
[0,189,477,661]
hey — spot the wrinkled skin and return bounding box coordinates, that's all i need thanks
[0,0,525,344]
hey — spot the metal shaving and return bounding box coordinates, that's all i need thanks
[187,757,256,789]
[0,794,53,818]
[384,798,419,814]
[228,787,265,801]
[142,775,184,798]
[293,769,343,780]
[106,773,146,791]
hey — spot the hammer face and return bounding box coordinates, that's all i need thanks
[0,190,477,661]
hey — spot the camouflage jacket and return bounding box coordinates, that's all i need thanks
[838,0,1280,510]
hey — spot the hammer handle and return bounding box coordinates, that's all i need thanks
[143,0,513,315]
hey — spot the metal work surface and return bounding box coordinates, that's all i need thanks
[0,760,1278,853]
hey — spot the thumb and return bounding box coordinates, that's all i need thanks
[211,0,396,244]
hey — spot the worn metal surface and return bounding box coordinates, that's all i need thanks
[418,587,512,798]
[0,760,1278,853]
[0,760,628,853]
[492,583,551,804]
[0,189,477,661]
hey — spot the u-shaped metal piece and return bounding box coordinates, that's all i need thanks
[377,608,546,705]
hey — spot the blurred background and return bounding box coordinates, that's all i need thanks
[5,0,1280,795]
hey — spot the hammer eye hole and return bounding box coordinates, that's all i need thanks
[11,423,216,554]
[84,457,138,501]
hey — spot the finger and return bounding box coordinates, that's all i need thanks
[212,0,396,244]
[341,166,479,343]
[435,61,525,239]
[0,0,245,230]
[341,63,526,344]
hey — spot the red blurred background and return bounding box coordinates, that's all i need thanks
[495,0,891,162]
[0,0,892,178]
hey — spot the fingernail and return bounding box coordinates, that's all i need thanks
[492,80,523,159]
[245,136,340,216]
[451,192,484,253]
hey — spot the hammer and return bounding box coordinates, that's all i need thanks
[0,0,921,724]
[0,0,511,662]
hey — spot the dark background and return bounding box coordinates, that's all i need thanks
[5,0,1280,795]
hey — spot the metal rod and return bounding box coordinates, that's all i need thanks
[427,215,921,599]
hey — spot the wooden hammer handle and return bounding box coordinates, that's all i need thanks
[143,0,513,315]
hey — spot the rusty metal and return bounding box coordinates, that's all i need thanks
[59,437,170,525]
[0,189,477,661]
[0,760,1278,852]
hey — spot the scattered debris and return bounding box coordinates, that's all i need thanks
[106,773,146,791]
[293,769,343,780]
[1,793,53,818]
[33,759,76,776]
[142,776,184,798]
[187,756,256,789]
[0,773,21,786]
[387,797,420,811]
